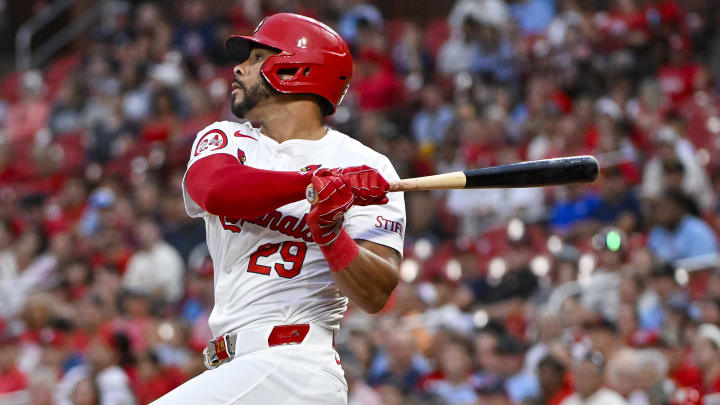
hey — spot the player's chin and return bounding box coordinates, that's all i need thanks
[231,91,244,105]
[230,98,248,118]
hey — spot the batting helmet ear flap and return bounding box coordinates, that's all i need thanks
[258,64,336,115]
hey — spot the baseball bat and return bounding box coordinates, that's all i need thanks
[306,155,599,204]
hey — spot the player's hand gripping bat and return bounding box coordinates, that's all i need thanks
[306,155,599,204]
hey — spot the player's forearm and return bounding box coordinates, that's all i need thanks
[330,241,399,314]
[186,154,309,219]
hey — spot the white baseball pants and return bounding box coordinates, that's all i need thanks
[150,325,347,405]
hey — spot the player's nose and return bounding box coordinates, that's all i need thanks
[233,63,248,78]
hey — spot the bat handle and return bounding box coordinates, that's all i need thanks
[388,181,403,192]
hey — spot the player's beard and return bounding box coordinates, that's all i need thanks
[231,78,274,118]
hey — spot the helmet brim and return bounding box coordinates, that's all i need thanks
[225,35,280,63]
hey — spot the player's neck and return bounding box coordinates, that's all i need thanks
[250,99,326,143]
[260,119,327,144]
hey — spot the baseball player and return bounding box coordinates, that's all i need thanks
[152,13,405,405]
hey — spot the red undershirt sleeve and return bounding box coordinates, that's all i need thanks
[186,154,310,219]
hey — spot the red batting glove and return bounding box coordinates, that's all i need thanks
[338,165,390,206]
[311,166,389,206]
[308,173,354,245]
[307,172,359,271]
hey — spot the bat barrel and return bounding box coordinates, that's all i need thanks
[463,155,599,189]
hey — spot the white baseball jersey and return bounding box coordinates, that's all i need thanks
[182,121,406,338]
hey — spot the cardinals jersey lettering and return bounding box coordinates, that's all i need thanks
[182,121,406,337]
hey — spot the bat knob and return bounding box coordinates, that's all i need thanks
[305,184,318,205]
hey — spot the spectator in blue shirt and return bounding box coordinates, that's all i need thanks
[509,0,556,36]
[592,166,641,231]
[648,190,719,262]
[367,330,430,393]
[411,85,455,146]
[498,337,540,403]
[338,2,383,45]
[470,22,518,83]
[550,185,601,233]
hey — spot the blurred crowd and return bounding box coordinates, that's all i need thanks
[3,0,720,404]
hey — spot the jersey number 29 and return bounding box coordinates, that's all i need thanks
[247,241,307,278]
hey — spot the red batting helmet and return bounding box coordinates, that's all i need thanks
[225,13,353,115]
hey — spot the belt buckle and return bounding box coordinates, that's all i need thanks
[203,346,221,370]
[204,334,234,369]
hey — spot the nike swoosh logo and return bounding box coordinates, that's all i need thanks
[234,131,257,141]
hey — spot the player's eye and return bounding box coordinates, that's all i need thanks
[256,54,263,61]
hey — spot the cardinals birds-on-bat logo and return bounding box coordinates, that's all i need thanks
[299,165,321,175]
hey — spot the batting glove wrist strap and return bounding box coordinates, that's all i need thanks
[319,228,359,272]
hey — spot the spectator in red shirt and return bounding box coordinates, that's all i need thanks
[4,71,50,142]
[691,323,720,402]
[0,337,27,396]
[644,0,682,28]
[352,50,404,112]
[661,334,702,394]
[45,177,88,235]
[140,87,182,143]
[135,350,186,404]
[657,36,700,105]
[599,0,648,48]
